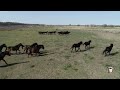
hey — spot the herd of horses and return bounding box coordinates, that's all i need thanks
[0,39,114,66]
[38,31,70,35]
[0,43,44,65]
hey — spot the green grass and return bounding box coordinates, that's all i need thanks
[1,26,120,79]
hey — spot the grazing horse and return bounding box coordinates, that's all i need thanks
[28,44,44,57]
[48,31,56,35]
[0,51,11,65]
[8,43,24,54]
[103,44,113,56]
[58,31,70,35]
[38,31,48,35]
[71,41,83,52]
[83,40,92,49]
[0,44,7,52]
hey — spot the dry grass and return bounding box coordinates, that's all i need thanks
[0,26,120,79]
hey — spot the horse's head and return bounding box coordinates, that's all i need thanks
[2,44,7,47]
[89,40,92,43]
[19,43,24,49]
[110,44,113,47]
[79,41,83,45]
[41,45,44,49]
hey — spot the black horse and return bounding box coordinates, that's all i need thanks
[8,43,24,54]
[0,51,11,65]
[58,31,70,35]
[48,31,56,35]
[28,44,44,57]
[83,40,92,49]
[71,41,83,52]
[0,44,7,52]
[38,31,48,35]
[103,44,113,56]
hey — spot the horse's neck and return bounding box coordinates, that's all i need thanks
[16,45,21,48]
[0,45,4,51]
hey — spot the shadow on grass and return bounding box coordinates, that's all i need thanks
[39,51,55,56]
[109,52,119,56]
[0,61,30,68]
[30,51,55,57]
[80,46,95,52]
[11,52,26,55]
[104,52,119,57]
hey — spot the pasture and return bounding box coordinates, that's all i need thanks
[0,25,120,79]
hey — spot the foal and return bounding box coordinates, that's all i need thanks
[71,41,83,52]
[83,40,92,49]
[103,44,113,56]
[0,51,11,65]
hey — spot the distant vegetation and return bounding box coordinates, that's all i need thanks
[0,21,120,27]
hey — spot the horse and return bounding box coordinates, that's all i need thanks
[38,31,48,35]
[58,31,70,35]
[83,40,92,49]
[0,44,7,52]
[28,44,44,57]
[48,31,56,35]
[71,41,83,52]
[103,44,113,56]
[24,43,38,54]
[7,43,24,54]
[0,50,11,65]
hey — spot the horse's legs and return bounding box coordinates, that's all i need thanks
[18,50,21,54]
[77,47,80,52]
[75,47,77,52]
[105,51,107,56]
[2,59,8,65]
[85,45,86,49]
[71,47,73,52]
[89,44,90,48]
[16,50,17,54]
[108,51,111,55]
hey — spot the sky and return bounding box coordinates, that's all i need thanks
[0,11,120,25]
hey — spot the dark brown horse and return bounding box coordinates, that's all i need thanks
[7,43,24,54]
[0,51,11,65]
[58,31,70,35]
[71,41,83,52]
[0,44,7,52]
[48,31,56,35]
[24,43,38,54]
[103,44,113,56]
[83,40,92,49]
[28,44,44,57]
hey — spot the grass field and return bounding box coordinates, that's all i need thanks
[0,26,120,79]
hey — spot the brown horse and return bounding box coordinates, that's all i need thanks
[24,43,38,54]
[0,51,11,65]
[28,44,44,57]
[71,41,83,52]
[7,43,24,54]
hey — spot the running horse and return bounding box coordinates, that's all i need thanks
[7,43,24,54]
[0,44,7,52]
